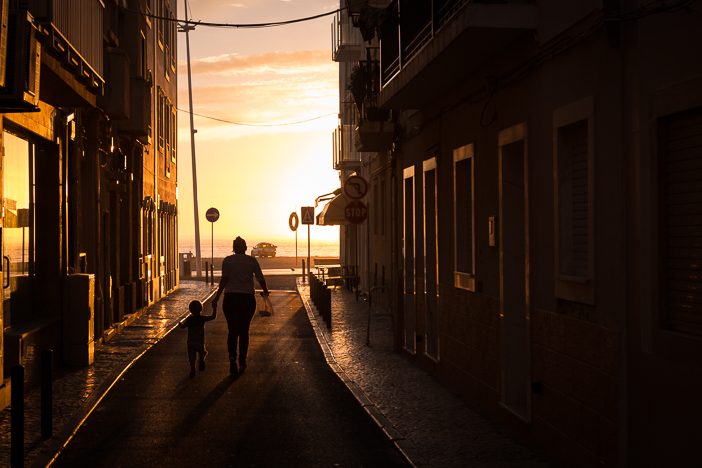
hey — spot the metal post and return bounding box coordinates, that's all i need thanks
[302,259,306,283]
[295,229,298,267]
[211,221,214,280]
[11,365,24,468]
[307,224,311,283]
[41,349,53,439]
[205,261,209,284]
[210,263,214,286]
[183,0,202,278]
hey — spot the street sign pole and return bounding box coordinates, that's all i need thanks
[300,207,314,279]
[205,207,220,284]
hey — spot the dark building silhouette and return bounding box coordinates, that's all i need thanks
[0,0,178,407]
[325,0,702,466]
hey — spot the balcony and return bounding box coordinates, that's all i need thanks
[31,0,105,97]
[332,11,364,62]
[333,124,363,170]
[379,0,538,109]
[348,47,394,152]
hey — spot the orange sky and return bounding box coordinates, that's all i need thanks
[176,1,341,245]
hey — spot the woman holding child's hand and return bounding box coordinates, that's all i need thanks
[212,236,269,376]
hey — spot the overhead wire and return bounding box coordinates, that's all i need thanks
[124,5,344,29]
[177,108,337,127]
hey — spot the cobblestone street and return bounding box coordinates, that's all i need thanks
[298,279,553,468]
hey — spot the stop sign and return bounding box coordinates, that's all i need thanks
[344,200,368,224]
[206,207,220,222]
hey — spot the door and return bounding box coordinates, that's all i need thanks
[423,157,439,359]
[2,130,35,327]
[498,123,531,420]
[402,166,416,353]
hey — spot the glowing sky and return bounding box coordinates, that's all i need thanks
[176,0,341,245]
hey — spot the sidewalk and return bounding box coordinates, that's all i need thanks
[296,278,553,468]
[0,280,215,468]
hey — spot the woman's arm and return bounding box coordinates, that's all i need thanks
[212,275,227,309]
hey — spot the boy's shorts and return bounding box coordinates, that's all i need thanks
[187,343,206,362]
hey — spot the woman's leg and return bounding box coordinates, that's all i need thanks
[223,295,238,365]
[235,294,257,367]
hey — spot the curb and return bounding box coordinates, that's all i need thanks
[296,281,418,468]
[32,287,217,468]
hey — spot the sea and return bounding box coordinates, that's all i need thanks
[178,237,340,259]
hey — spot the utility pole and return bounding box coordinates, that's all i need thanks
[181,0,202,277]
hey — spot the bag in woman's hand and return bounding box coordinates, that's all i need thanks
[258,295,274,317]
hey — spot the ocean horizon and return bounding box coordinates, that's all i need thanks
[179,236,340,259]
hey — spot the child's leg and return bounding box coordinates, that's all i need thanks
[198,347,207,370]
[188,346,197,376]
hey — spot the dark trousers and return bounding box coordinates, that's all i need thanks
[222,293,256,364]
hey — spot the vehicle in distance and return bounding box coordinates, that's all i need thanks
[251,242,277,258]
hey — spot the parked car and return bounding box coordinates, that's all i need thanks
[251,242,277,258]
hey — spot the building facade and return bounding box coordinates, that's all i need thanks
[0,0,178,408]
[331,0,702,466]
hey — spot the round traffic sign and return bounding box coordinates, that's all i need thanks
[343,175,369,200]
[344,200,368,224]
[289,211,299,231]
[205,207,220,222]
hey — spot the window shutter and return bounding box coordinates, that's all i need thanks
[558,120,589,277]
[661,107,702,336]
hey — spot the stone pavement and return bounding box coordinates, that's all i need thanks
[296,278,554,468]
[0,280,215,468]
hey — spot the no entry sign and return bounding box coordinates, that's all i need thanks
[206,207,220,222]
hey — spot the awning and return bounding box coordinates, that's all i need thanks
[317,192,349,225]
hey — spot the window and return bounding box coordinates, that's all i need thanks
[659,106,702,336]
[553,97,594,304]
[453,143,475,291]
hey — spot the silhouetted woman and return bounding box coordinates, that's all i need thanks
[212,236,269,376]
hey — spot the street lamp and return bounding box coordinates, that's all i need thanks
[179,0,202,278]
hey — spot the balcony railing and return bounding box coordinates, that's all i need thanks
[332,10,364,62]
[31,0,105,90]
[333,124,362,170]
[382,0,536,87]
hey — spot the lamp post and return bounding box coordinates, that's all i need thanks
[181,0,202,277]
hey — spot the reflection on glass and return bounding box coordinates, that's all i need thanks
[3,131,32,303]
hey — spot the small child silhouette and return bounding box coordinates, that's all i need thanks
[178,299,217,377]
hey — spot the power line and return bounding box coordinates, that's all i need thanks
[125,5,343,29]
[177,108,337,127]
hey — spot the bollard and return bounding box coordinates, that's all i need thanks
[302,259,306,283]
[41,349,53,439]
[210,264,215,286]
[205,261,209,284]
[11,364,24,468]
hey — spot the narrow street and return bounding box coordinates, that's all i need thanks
[53,291,408,467]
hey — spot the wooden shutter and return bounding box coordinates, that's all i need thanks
[661,107,702,336]
[558,120,589,277]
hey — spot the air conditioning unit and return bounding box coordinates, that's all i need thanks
[98,47,130,119]
[0,8,40,112]
[114,76,151,141]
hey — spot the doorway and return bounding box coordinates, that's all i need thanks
[402,166,416,354]
[423,157,439,359]
[498,123,530,420]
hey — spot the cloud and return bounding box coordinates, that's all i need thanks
[182,50,332,76]
[178,48,338,140]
